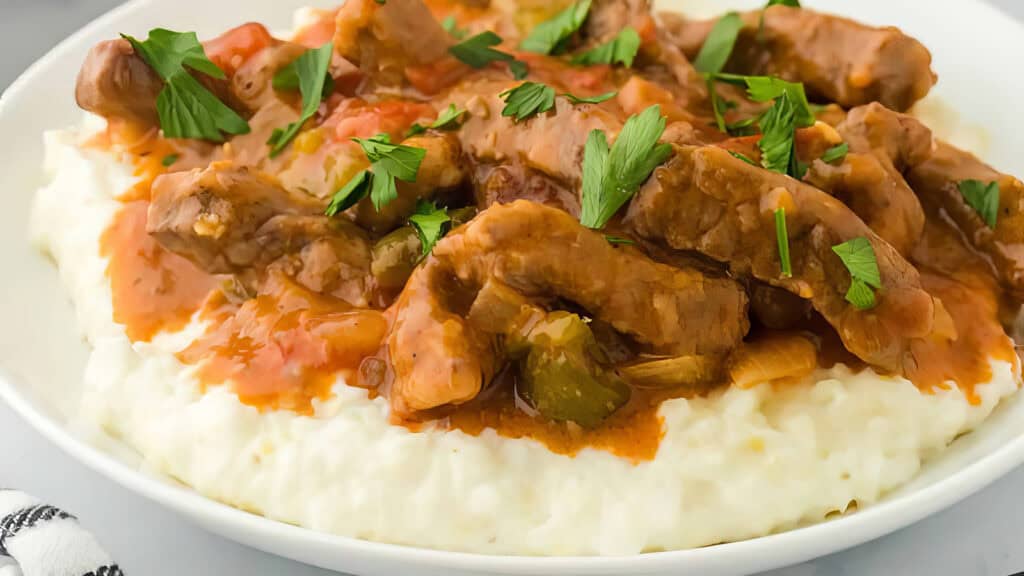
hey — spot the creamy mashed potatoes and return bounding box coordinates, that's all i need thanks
[29,121,1021,556]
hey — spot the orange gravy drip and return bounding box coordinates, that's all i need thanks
[443,372,672,461]
[908,212,1018,403]
[179,274,389,414]
[100,201,218,342]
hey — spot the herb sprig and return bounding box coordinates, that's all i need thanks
[958,179,1001,229]
[267,42,334,157]
[122,29,250,141]
[499,82,618,121]
[449,31,528,79]
[520,0,592,55]
[325,134,426,215]
[408,200,452,256]
[407,104,467,137]
[832,237,882,310]
[571,27,640,67]
[580,105,672,229]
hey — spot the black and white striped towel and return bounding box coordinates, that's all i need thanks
[0,490,122,576]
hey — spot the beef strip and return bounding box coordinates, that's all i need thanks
[625,144,941,373]
[333,0,452,89]
[662,6,936,111]
[388,200,749,414]
[148,163,373,304]
[805,103,932,256]
[907,142,1024,295]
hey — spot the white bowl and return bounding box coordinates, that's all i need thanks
[2,0,1024,574]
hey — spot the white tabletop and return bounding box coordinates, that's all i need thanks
[4,1,1024,574]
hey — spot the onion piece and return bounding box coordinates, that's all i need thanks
[727,334,818,389]
[618,354,722,390]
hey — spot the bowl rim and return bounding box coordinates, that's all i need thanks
[3,0,1024,573]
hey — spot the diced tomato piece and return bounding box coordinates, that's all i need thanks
[330,99,438,141]
[617,76,690,122]
[405,57,470,96]
[204,23,276,77]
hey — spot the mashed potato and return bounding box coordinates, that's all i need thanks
[30,124,1021,555]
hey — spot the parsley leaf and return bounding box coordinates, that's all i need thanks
[407,104,468,136]
[580,105,672,229]
[563,90,617,104]
[267,42,333,157]
[520,0,592,55]
[693,12,742,74]
[441,15,467,39]
[352,134,427,210]
[774,207,792,277]
[743,76,814,127]
[767,0,800,7]
[408,200,452,257]
[832,237,882,310]
[604,235,636,246]
[571,27,640,67]
[450,31,528,78]
[958,179,1001,229]
[325,170,372,216]
[821,142,849,164]
[500,82,556,122]
[161,153,179,167]
[122,29,249,141]
[728,150,757,166]
[757,90,797,174]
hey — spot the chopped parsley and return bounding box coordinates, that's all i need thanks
[832,237,882,310]
[408,200,452,257]
[161,153,180,167]
[757,90,798,174]
[693,12,743,75]
[604,235,636,246]
[580,105,672,229]
[440,16,468,40]
[563,90,617,104]
[958,179,1001,229]
[326,134,427,213]
[728,150,757,166]
[767,0,800,7]
[325,169,371,216]
[500,82,556,122]
[267,42,333,157]
[774,207,792,277]
[449,31,528,79]
[122,29,250,142]
[520,0,592,55]
[821,142,849,164]
[571,27,640,67]
[742,76,814,126]
[407,104,467,136]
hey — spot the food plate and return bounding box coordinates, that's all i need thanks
[3,0,1024,574]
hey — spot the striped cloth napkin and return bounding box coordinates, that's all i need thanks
[0,490,122,576]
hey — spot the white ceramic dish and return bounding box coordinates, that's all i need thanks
[3,0,1024,574]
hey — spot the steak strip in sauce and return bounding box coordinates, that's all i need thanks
[389,200,749,414]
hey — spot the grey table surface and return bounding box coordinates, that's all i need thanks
[3,1,1024,574]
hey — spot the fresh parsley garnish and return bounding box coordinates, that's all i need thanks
[767,0,800,7]
[520,0,591,54]
[757,90,798,174]
[563,90,617,104]
[742,76,814,127]
[571,27,640,67]
[693,12,742,74]
[958,179,1000,229]
[728,150,757,166]
[604,235,636,245]
[407,104,467,137]
[821,142,849,164]
[440,16,468,40]
[500,82,556,122]
[408,200,452,257]
[122,29,250,142]
[338,134,427,211]
[325,169,371,216]
[832,237,882,310]
[580,105,672,229]
[449,31,528,79]
[774,207,792,277]
[267,42,333,157]
[161,153,180,167]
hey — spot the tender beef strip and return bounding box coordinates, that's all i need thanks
[662,6,936,111]
[77,29,301,127]
[76,39,165,126]
[748,282,812,330]
[148,164,374,304]
[473,164,580,215]
[907,142,1024,295]
[625,145,940,373]
[334,0,452,88]
[352,133,467,233]
[388,200,749,414]
[806,103,932,256]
